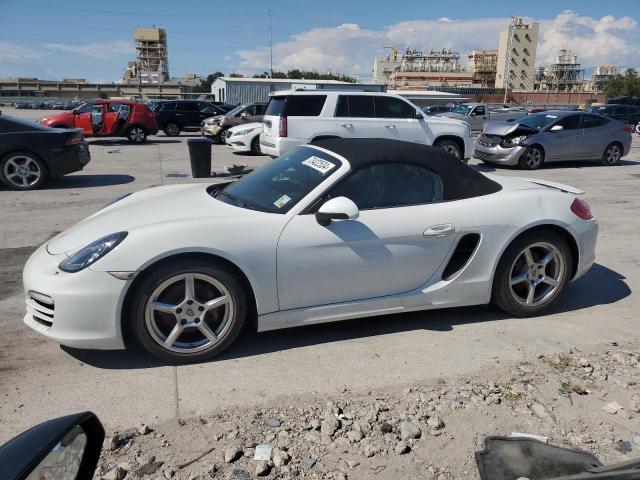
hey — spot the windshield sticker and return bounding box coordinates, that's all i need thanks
[302,156,335,175]
[273,194,291,209]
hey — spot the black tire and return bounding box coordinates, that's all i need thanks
[635,123,640,135]
[219,128,229,144]
[128,259,247,364]
[601,142,622,166]
[492,229,573,317]
[126,126,147,144]
[518,145,544,170]
[163,122,181,137]
[434,139,462,160]
[0,151,48,190]
[250,135,262,155]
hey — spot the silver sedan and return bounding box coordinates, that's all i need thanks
[474,111,633,169]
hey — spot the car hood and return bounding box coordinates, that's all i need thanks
[482,121,539,137]
[436,112,467,120]
[47,183,260,254]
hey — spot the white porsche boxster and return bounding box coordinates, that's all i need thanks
[23,138,598,363]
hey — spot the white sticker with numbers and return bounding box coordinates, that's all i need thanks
[302,156,335,175]
[273,194,291,209]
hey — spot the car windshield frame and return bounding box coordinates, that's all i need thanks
[214,146,342,214]
[451,105,471,115]
[517,113,561,130]
[226,104,247,117]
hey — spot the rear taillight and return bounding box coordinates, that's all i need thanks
[570,198,593,220]
[623,126,634,133]
[65,132,83,145]
[279,116,287,137]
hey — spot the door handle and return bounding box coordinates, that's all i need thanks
[339,123,353,128]
[424,224,456,238]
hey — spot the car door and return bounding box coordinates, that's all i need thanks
[579,114,611,160]
[537,114,583,160]
[334,95,382,138]
[180,102,200,128]
[197,102,219,124]
[467,105,486,130]
[277,162,460,310]
[373,96,426,143]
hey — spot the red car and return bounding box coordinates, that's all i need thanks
[38,100,158,143]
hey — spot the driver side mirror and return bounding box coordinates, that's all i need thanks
[0,412,104,480]
[550,125,564,132]
[414,110,424,119]
[316,196,359,226]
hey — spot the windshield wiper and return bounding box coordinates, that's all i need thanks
[216,189,258,210]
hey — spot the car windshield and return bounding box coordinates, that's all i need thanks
[517,113,560,130]
[451,105,471,114]
[226,104,247,117]
[215,146,341,214]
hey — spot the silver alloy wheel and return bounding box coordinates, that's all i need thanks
[129,127,146,142]
[524,148,542,168]
[635,123,640,135]
[509,242,565,307]
[440,143,460,159]
[603,144,621,165]
[165,123,179,136]
[3,154,41,188]
[144,273,234,354]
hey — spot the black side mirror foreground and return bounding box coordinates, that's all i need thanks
[0,412,104,480]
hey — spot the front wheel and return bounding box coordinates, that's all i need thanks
[518,145,544,169]
[127,126,147,144]
[434,139,462,160]
[129,260,247,363]
[0,152,48,190]
[163,122,181,137]
[492,230,572,317]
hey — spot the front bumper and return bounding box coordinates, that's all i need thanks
[201,123,222,137]
[473,141,525,166]
[22,243,128,350]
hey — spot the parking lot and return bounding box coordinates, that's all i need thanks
[1,107,639,443]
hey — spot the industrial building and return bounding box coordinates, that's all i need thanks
[122,28,170,85]
[373,47,403,85]
[536,49,585,93]
[495,16,539,91]
[591,64,617,92]
[468,50,498,87]
[211,77,386,105]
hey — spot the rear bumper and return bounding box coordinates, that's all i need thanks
[48,142,91,177]
[473,142,524,166]
[260,136,302,157]
[567,217,598,281]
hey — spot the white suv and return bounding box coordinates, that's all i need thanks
[260,90,473,161]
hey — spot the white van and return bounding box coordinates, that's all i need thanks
[260,90,473,161]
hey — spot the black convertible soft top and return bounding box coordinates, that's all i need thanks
[311,138,501,200]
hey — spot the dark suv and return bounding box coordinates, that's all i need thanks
[153,100,228,136]
[587,104,640,130]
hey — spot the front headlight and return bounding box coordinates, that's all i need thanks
[206,118,219,125]
[235,127,256,136]
[500,135,528,148]
[59,232,128,273]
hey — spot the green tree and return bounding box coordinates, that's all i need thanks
[191,72,223,93]
[604,69,640,98]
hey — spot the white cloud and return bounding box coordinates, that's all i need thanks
[537,11,639,68]
[235,11,640,77]
[0,42,42,62]
[44,40,133,59]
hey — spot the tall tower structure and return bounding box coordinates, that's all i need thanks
[133,28,169,84]
[496,16,539,92]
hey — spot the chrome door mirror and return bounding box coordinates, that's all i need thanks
[316,196,359,226]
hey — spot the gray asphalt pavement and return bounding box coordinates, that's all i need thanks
[1,107,639,442]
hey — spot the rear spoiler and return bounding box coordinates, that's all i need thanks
[521,178,584,195]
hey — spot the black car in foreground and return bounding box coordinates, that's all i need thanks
[0,113,90,190]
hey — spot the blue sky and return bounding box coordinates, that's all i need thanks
[1,0,639,82]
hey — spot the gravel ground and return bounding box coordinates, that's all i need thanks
[95,341,640,480]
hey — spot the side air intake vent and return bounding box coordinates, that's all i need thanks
[442,233,481,281]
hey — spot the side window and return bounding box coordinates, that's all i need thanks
[553,115,580,130]
[199,103,216,114]
[325,163,443,210]
[581,114,608,129]
[107,103,122,112]
[180,102,198,112]
[335,96,375,118]
[259,104,268,115]
[91,104,104,114]
[374,97,416,118]
[474,106,486,116]
[244,105,259,116]
[284,95,326,116]
[161,102,177,111]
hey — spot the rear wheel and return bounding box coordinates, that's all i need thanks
[635,123,640,135]
[492,230,572,317]
[0,152,48,190]
[250,136,261,155]
[518,145,544,169]
[127,126,147,143]
[434,139,462,160]
[129,260,247,363]
[164,122,181,137]
[219,128,230,144]
[601,142,622,166]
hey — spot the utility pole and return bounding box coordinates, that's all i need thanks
[268,9,273,78]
